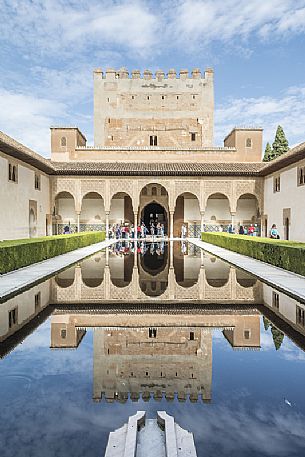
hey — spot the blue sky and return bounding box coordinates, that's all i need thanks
[1,0,305,157]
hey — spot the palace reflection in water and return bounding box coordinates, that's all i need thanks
[1,242,305,406]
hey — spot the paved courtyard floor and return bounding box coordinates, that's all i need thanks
[189,238,305,302]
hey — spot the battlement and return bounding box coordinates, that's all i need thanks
[93,67,213,80]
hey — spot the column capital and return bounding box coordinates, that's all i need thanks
[230,211,236,216]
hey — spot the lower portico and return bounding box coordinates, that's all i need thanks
[51,164,264,238]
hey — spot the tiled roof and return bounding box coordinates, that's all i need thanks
[1,129,305,177]
[53,161,265,176]
[0,131,54,174]
[260,141,305,176]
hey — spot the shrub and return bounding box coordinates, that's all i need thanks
[0,232,105,274]
[201,232,305,276]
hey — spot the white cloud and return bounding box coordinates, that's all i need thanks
[215,84,305,147]
[169,0,305,49]
[0,88,68,155]
[0,0,158,58]
[1,0,305,59]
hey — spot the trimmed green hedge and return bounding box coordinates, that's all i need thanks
[0,232,105,274]
[201,232,305,276]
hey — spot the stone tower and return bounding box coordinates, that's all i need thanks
[93,67,214,148]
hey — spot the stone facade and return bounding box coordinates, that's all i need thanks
[93,67,214,148]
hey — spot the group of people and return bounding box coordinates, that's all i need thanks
[109,222,165,240]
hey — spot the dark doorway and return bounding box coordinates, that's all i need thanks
[141,202,167,234]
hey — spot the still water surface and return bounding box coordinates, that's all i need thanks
[1,241,305,457]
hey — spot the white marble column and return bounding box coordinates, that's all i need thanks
[134,211,138,240]
[169,211,174,239]
[200,211,205,234]
[105,211,110,239]
[76,212,80,233]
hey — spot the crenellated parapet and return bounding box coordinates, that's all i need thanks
[93,67,213,80]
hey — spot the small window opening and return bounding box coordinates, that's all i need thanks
[161,95,165,100]
[35,292,41,310]
[34,173,41,190]
[244,330,250,339]
[272,291,280,309]
[149,328,157,338]
[60,329,67,339]
[191,133,196,142]
[108,118,111,123]
[192,95,196,99]
[146,371,149,376]
[61,136,67,147]
[177,95,179,100]
[152,186,157,196]
[150,135,157,146]
[147,95,150,100]
[296,306,305,328]
[8,308,17,329]
[246,138,252,148]
[190,331,194,341]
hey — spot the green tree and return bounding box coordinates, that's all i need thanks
[271,325,284,350]
[272,125,289,159]
[263,316,271,331]
[263,142,273,162]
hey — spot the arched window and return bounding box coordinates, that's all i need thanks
[61,137,67,147]
[142,187,148,196]
[152,186,157,196]
[246,138,252,148]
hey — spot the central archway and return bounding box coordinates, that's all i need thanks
[141,202,168,235]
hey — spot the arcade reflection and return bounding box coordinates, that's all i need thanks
[1,242,305,406]
[52,241,261,303]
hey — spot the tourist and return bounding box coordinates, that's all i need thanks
[227,224,234,234]
[63,225,70,234]
[131,224,135,238]
[239,225,244,235]
[248,224,255,236]
[270,224,280,239]
[160,224,165,237]
[150,223,155,236]
[141,223,146,238]
[137,224,141,239]
[181,224,187,238]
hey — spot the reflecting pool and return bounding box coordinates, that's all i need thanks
[1,241,305,457]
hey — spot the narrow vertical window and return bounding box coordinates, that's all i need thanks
[191,133,196,142]
[246,138,252,148]
[150,135,157,146]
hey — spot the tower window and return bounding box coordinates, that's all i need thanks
[60,329,67,339]
[147,95,150,100]
[61,137,67,147]
[192,95,196,99]
[149,328,157,338]
[177,95,179,100]
[246,138,252,148]
[190,331,194,341]
[191,133,196,141]
[161,95,165,100]
[150,135,157,146]
[244,330,250,339]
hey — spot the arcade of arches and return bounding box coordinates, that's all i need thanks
[52,177,263,236]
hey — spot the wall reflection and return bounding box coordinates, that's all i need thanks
[1,242,305,408]
[50,308,261,403]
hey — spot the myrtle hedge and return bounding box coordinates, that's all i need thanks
[201,232,305,276]
[0,232,105,274]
